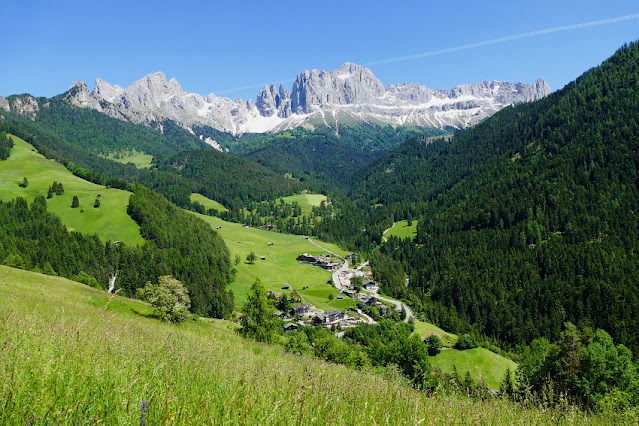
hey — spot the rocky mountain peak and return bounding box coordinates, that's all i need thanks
[59,63,551,135]
[290,63,385,114]
[2,94,40,120]
[93,78,124,103]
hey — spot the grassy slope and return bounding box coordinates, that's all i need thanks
[189,192,228,212]
[385,220,418,240]
[413,318,458,345]
[281,192,327,215]
[0,136,144,246]
[101,149,154,169]
[1,265,624,425]
[413,319,517,390]
[193,213,353,311]
[430,348,518,391]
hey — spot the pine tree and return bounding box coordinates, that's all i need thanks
[71,195,79,208]
[239,278,277,343]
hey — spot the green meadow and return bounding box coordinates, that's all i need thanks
[0,265,626,425]
[412,319,516,389]
[384,220,418,240]
[189,192,228,212]
[430,348,518,391]
[101,149,154,168]
[0,136,144,246]
[412,318,458,346]
[281,192,327,214]
[193,213,353,311]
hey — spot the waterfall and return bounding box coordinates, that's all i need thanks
[108,271,118,294]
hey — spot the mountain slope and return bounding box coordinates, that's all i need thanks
[15,63,550,136]
[367,41,639,352]
[2,265,621,425]
[0,135,143,246]
[0,111,306,212]
[155,149,304,209]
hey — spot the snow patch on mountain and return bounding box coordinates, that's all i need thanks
[63,63,550,136]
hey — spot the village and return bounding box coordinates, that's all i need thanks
[272,252,406,334]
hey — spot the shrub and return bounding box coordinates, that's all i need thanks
[455,333,478,350]
[137,275,191,324]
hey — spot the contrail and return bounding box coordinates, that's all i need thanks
[365,13,639,66]
[217,13,639,95]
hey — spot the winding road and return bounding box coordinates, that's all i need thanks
[307,236,414,324]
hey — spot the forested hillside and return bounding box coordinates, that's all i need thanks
[0,115,305,213]
[0,139,232,317]
[188,124,442,191]
[363,42,639,352]
[155,149,303,209]
[126,186,233,317]
[33,92,209,158]
[0,131,13,159]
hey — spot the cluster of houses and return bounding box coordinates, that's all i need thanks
[296,253,341,271]
[274,303,366,332]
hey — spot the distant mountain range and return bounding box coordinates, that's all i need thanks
[0,63,550,138]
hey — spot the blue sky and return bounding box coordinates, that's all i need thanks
[1,1,638,100]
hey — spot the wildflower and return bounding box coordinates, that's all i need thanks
[140,399,148,425]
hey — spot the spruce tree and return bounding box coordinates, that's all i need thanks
[239,278,277,343]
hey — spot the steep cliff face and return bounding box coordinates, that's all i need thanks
[57,63,550,135]
[0,94,40,121]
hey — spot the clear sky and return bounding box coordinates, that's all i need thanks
[1,1,638,100]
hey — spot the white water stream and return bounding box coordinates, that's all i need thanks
[108,271,118,294]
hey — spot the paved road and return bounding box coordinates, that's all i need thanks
[306,237,344,260]
[371,292,414,323]
[356,308,375,324]
[306,236,414,323]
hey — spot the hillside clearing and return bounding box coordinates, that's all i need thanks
[190,193,228,212]
[0,136,144,246]
[281,192,327,215]
[430,348,518,390]
[384,220,418,240]
[100,149,154,168]
[193,212,353,311]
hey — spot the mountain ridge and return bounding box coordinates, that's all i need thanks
[0,63,549,137]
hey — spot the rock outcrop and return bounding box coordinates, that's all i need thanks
[62,63,551,135]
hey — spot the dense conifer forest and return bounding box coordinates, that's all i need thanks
[0,131,13,159]
[2,37,639,415]
[0,188,232,317]
[314,42,639,354]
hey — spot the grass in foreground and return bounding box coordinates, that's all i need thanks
[1,265,627,425]
[0,136,144,246]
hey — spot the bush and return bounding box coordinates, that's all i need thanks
[455,333,478,350]
[73,271,100,289]
[137,275,191,323]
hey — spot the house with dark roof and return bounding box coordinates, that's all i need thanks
[358,294,376,309]
[292,304,311,317]
[283,323,300,332]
